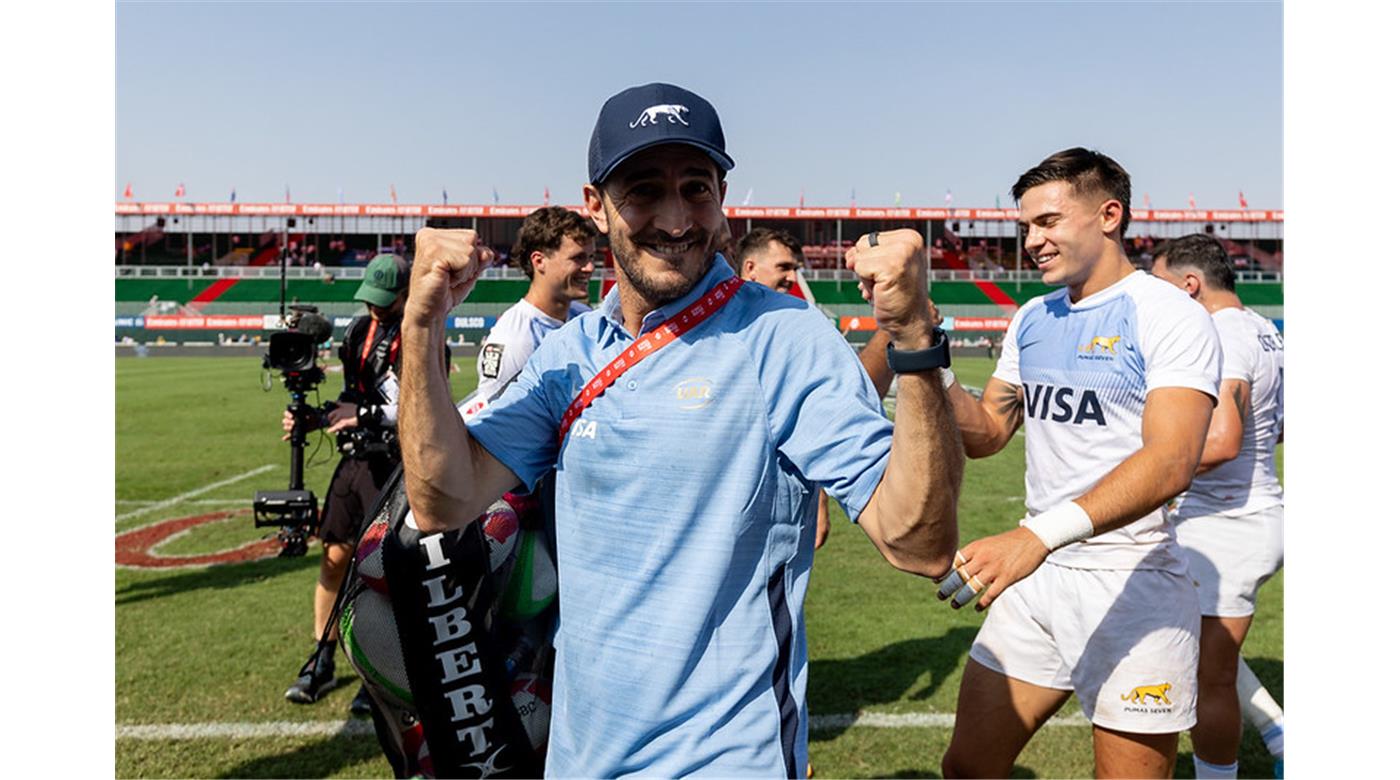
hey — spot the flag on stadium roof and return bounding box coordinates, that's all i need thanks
[544,186,550,206]
[799,188,805,208]
[390,184,398,205]
[337,187,344,205]
[995,194,1000,209]
[229,187,236,203]
[442,187,448,205]
[1144,193,1152,208]
[492,186,500,205]
[850,187,855,207]
[944,189,953,206]
[742,187,753,206]
[123,182,132,199]
[284,184,291,204]
[174,182,185,199]
[894,192,902,206]
[1239,190,1249,208]
[1188,193,1197,209]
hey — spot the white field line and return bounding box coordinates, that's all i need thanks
[116,499,255,507]
[811,711,1088,730]
[116,711,1091,740]
[115,465,277,523]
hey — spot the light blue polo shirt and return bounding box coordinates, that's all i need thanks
[467,258,893,777]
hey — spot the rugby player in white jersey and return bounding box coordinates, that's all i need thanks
[457,206,596,421]
[1151,233,1285,780]
[933,148,1223,778]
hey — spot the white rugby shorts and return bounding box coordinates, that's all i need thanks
[968,561,1200,733]
[1173,503,1284,618]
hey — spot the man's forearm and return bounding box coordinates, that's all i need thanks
[1196,379,1247,473]
[400,317,478,533]
[946,381,1018,458]
[1076,444,1197,536]
[861,366,963,578]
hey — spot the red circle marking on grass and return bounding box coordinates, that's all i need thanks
[115,510,283,568]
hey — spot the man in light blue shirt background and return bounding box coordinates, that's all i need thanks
[399,83,964,777]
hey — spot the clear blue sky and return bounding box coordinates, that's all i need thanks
[116,1,1282,209]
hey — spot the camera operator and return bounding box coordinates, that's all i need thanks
[282,253,429,713]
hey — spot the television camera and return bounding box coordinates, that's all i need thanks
[253,305,334,557]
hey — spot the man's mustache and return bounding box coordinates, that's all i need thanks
[631,230,708,247]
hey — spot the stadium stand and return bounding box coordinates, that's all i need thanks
[116,201,1283,345]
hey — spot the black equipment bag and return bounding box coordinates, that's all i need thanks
[313,465,553,778]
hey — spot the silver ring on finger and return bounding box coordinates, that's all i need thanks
[868,231,879,248]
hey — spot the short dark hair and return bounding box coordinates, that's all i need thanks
[734,228,803,266]
[1012,147,1133,238]
[1154,233,1236,292]
[511,206,597,278]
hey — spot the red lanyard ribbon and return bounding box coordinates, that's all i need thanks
[357,318,401,393]
[557,276,744,445]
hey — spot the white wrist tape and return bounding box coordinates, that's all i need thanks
[1023,501,1094,551]
[941,367,957,389]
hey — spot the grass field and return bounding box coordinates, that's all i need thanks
[115,354,1283,778]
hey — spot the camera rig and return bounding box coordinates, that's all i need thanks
[254,304,333,557]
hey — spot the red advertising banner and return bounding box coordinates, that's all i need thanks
[841,316,1014,332]
[116,202,1283,222]
[144,316,266,330]
[947,317,1012,332]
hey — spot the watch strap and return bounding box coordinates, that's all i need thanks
[886,328,952,373]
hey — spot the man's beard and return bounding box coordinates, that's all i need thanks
[610,226,716,307]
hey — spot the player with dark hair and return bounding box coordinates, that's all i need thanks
[932,148,1222,778]
[398,83,964,777]
[1152,234,1285,779]
[458,206,597,419]
[735,227,805,295]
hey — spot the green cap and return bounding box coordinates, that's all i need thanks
[354,254,410,307]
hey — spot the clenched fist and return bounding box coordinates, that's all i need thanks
[844,228,934,349]
[407,228,496,327]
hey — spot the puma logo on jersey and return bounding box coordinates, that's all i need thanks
[630,104,690,128]
[1024,383,1107,426]
[1121,682,1172,705]
[569,418,598,440]
[1080,335,1122,354]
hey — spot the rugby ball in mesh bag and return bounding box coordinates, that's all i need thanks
[479,501,522,573]
[347,498,522,709]
[400,500,521,576]
[500,528,558,621]
[340,587,415,710]
[400,720,435,778]
[355,516,391,594]
[511,672,552,752]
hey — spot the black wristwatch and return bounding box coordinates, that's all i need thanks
[886,327,952,373]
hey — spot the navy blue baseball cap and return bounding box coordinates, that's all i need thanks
[588,83,735,185]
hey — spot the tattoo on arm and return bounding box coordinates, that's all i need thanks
[989,384,1024,424]
[1231,384,1249,426]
